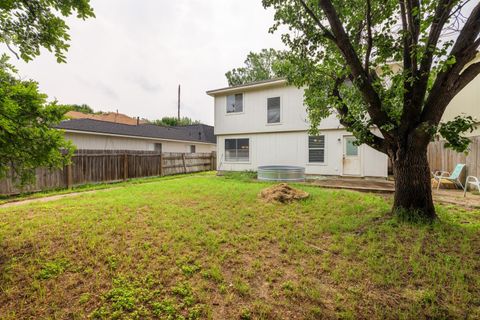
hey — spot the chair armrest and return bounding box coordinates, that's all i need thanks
[466,176,480,185]
[434,171,450,178]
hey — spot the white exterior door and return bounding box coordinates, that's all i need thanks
[343,136,361,176]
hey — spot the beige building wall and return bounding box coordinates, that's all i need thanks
[442,74,480,136]
[64,132,216,153]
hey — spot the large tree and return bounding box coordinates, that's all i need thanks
[0,0,94,184]
[225,48,284,86]
[263,0,480,219]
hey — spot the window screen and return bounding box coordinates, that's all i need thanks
[309,136,325,163]
[226,93,243,113]
[267,97,281,123]
[225,138,249,162]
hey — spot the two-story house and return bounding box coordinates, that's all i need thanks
[206,79,389,178]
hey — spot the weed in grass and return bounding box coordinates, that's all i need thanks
[151,299,177,318]
[239,308,252,320]
[106,255,118,271]
[233,278,251,297]
[171,282,193,299]
[180,263,201,277]
[91,276,158,319]
[37,259,69,279]
[201,265,223,283]
[281,281,295,294]
[78,293,91,304]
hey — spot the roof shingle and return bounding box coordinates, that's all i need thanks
[56,119,215,144]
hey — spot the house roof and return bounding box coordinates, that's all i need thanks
[65,111,148,125]
[206,78,287,96]
[56,119,216,144]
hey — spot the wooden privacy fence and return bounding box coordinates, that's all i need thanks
[427,136,480,182]
[0,150,217,196]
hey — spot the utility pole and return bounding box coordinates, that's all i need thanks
[177,84,181,121]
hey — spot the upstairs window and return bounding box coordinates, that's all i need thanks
[225,138,249,162]
[308,135,325,163]
[267,97,281,123]
[226,93,243,113]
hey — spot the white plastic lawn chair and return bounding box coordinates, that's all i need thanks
[464,176,480,197]
[432,163,465,191]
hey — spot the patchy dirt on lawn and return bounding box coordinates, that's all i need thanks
[259,183,309,203]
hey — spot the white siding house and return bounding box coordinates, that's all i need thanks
[57,119,216,153]
[207,79,389,178]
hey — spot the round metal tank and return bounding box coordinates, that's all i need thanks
[257,165,306,182]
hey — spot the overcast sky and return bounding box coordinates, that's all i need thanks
[12,0,285,125]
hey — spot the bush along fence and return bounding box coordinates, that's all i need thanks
[0,150,217,196]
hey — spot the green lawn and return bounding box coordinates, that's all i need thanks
[0,173,479,319]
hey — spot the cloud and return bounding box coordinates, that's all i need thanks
[134,75,162,94]
[12,0,285,125]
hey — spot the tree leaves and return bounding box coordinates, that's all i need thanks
[438,115,477,153]
[225,49,285,86]
[0,0,95,63]
[0,55,75,185]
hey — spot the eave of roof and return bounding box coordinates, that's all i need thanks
[206,78,287,96]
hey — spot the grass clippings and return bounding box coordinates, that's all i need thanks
[259,183,309,203]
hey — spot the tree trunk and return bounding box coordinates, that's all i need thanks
[391,146,437,220]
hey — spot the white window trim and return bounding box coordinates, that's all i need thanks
[266,95,282,125]
[307,134,327,166]
[224,138,251,163]
[225,93,245,115]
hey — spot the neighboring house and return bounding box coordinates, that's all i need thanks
[66,111,148,125]
[441,55,480,136]
[207,79,389,178]
[56,119,216,153]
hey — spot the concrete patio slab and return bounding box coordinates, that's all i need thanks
[306,177,480,209]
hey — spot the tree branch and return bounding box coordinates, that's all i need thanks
[364,0,373,71]
[413,0,457,108]
[330,77,387,154]
[297,0,335,40]
[398,0,415,132]
[452,61,480,99]
[421,2,480,126]
[317,0,393,140]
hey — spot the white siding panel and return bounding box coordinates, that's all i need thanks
[217,131,387,178]
[64,132,215,153]
[214,85,342,136]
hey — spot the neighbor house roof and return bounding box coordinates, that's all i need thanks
[206,78,287,96]
[66,111,147,125]
[56,119,216,144]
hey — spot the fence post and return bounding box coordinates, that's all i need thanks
[210,152,215,170]
[123,153,128,180]
[66,163,73,189]
[182,153,187,173]
[159,153,163,176]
